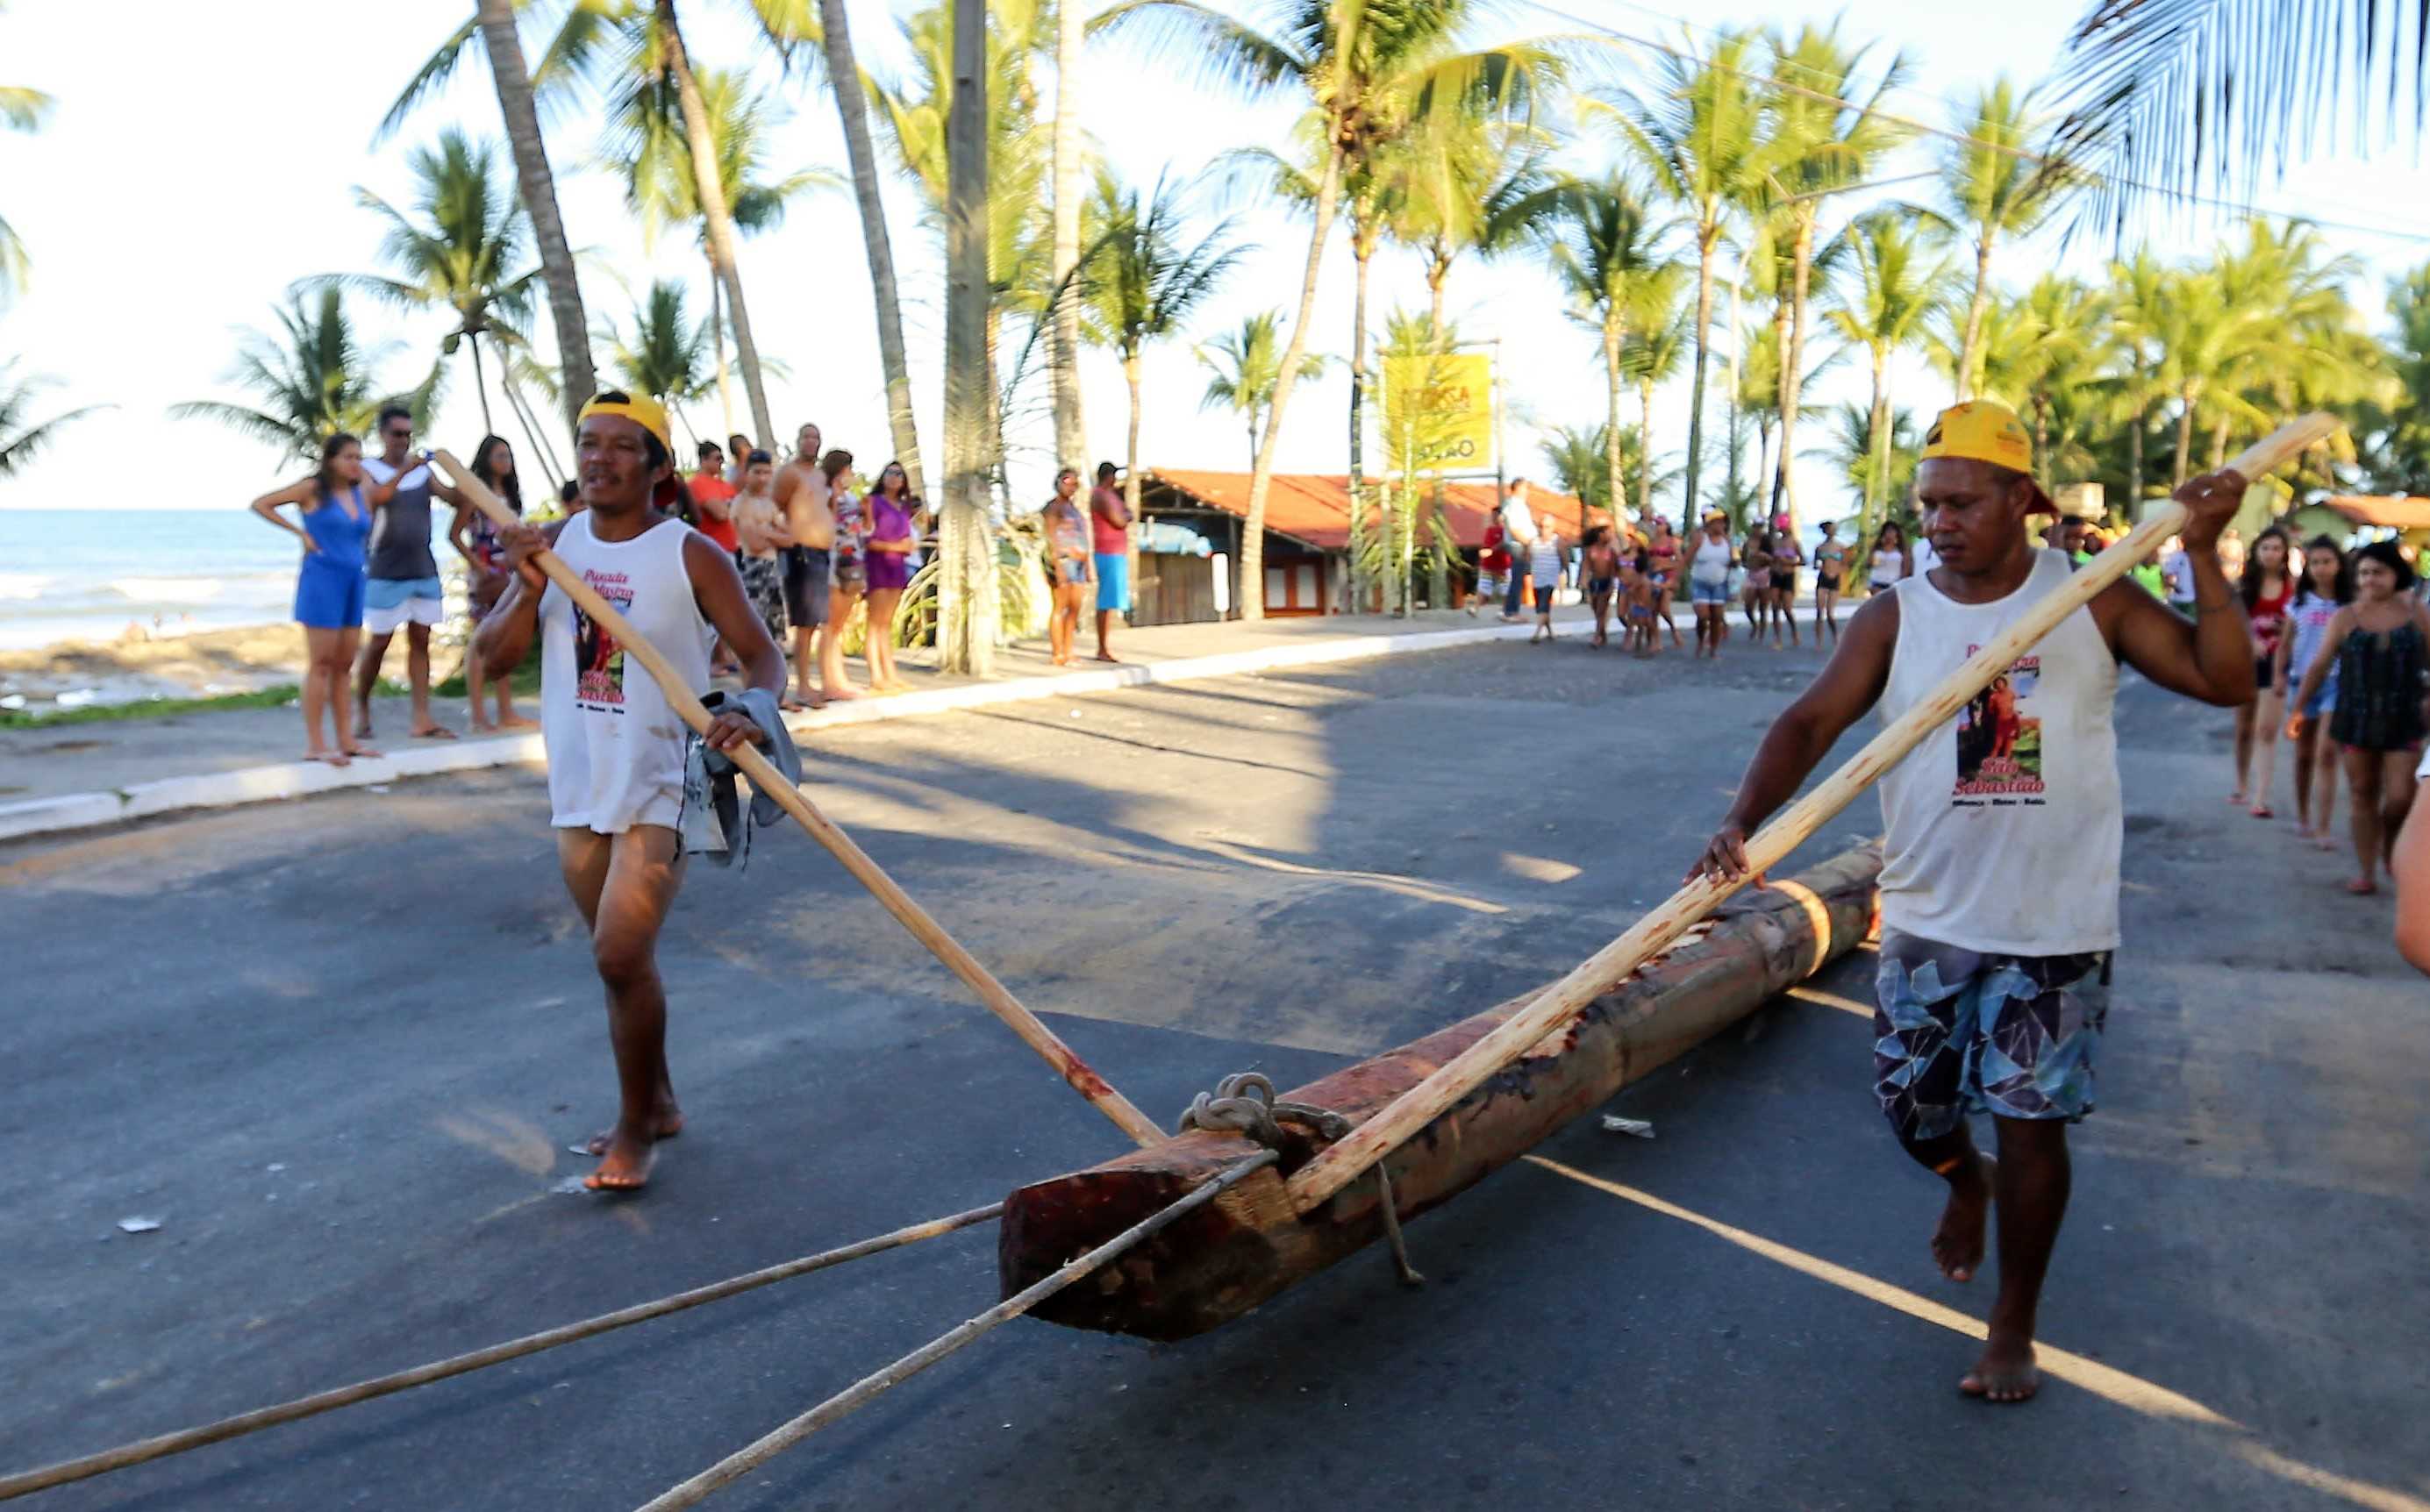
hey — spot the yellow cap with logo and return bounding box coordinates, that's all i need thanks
[1920,399,2034,474]
[576,392,673,453]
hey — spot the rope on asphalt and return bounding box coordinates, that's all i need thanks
[633,1150,1282,1512]
[1182,1072,1425,1287]
[0,1202,1005,1503]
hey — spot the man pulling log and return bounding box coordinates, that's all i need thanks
[473,393,786,1191]
[1687,399,2256,1401]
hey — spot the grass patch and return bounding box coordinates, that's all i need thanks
[2,685,304,729]
[433,656,542,700]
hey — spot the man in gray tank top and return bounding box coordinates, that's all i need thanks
[1687,399,2256,1407]
[354,403,468,738]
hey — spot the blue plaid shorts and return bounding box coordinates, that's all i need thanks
[1872,931,2111,1142]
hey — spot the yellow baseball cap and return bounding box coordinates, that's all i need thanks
[577,392,673,454]
[1920,399,2033,474]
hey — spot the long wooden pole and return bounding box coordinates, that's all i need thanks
[431,452,1163,1149]
[1288,413,2341,1213]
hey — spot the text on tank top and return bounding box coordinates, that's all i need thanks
[538,512,713,833]
[363,458,440,581]
[1875,550,2121,955]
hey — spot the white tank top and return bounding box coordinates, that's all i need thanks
[540,512,713,834]
[1691,535,1733,582]
[1876,550,2121,954]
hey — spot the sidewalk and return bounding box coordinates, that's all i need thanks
[0,606,1602,842]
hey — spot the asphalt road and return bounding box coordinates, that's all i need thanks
[4,633,2423,1511]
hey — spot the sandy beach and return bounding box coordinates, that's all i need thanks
[0,621,315,707]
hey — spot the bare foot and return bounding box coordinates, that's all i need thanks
[411,723,459,740]
[2346,877,2380,895]
[469,718,498,734]
[344,742,384,760]
[825,683,863,702]
[780,696,809,713]
[1933,1153,1995,1282]
[583,1128,658,1192]
[2226,789,2245,805]
[497,715,539,731]
[583,1105,683,1156]
[1959,1333,2040,1403]
[304,750,350,767]
[1094,653,1121,663]
[2249,804,2274,819]
[2315,833,2341,852]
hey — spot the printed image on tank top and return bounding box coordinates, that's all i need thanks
[574,570,633,710]
[1954,651,2043,800]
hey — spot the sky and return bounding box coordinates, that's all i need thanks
[4,0,2429,518]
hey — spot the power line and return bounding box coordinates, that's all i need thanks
[1517,0,2430,246]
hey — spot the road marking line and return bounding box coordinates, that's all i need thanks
[1785,985,1874,1019]
[1525,1155,2428,1512]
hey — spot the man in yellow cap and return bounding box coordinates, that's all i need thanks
[474,391,785,1192]
[1685,398,2256,1403]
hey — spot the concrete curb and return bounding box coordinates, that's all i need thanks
[0,617,1548,844]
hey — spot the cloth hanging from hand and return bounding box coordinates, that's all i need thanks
[679,686,803,870]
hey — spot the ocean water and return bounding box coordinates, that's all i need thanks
[0,510,307,650]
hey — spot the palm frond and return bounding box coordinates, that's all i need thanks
[2052,0,2430,233]
[0,83,52,132]
[376,15,482,143]
[1090,0,1304,98]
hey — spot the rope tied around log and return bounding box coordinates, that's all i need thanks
[1180,1073,1424,1287]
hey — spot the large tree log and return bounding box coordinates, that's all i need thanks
[1000,846,1881,1341]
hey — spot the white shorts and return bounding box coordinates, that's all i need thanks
[364,575,445,633]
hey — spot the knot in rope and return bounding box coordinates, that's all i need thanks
[1178,1072,1424,1288]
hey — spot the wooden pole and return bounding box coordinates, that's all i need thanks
[1287,412,2341,1214]
[431,451,1163,1149]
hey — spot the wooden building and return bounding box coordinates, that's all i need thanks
[1129,469,1593,624]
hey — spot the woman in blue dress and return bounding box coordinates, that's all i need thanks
[250,431,380,765]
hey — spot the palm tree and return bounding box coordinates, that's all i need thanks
[1081,170,1243,513]
[808,0,927,489]
[382,1,597,424]
[2360,260,2430,496]
[311,130,535,438]
[1197,310,1328,470]
[610,280,716,418]
[172,290,407,459]
[1824,210,1946,542]
[1756,23,1909,532]
[604,66,833,438]
[540,0,805,448]
[0,2,52,305]
[1049,0,1092,473]
[1540,421,1671,517]
[1939,77,2076,400]
[1607,28,1773,536]
[1814,400,1919,537]
[0,363,103,479]
[1496,172,1665,543]
[875,0,1054,489]
[2105,248,2170,509]
[1384,112,1549,340]
[1097,0,1559,617]
[1620,263,1690,522]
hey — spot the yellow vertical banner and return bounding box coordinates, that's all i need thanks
[1382,352,1493,473]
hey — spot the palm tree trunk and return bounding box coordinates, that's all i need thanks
[2209,417,2230,472]
[1680,221,1719,538]
[2126,374,2145,510]
[1769,292,1792,521]
[1724,260,1741,516]
[1865,351,1890,532]
[819,0,926,497]
[1347,232,1372,614]
[467,331,497,436]
[1778,214,1816,534]
[709,270,735,440]
[1956,226,1995,402]
[501,371,563,491]
[1123,351,1144,513]
[2173,386,2196,487]
[1603,314,1625,527]
[656,1,772,450]
[940,0,995,674]
[1639,376,1655,518]
[1239,139,1346,621]
[1048,0,1090,472]
[477,0,593,426]
[2033,394,2050,486]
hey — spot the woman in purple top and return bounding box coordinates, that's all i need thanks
[861,460,918,693]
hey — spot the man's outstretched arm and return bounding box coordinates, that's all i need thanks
[1688,590,1899,882]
